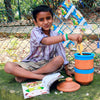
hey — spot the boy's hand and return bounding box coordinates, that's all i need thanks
[68,34,82,44]
[64,64,74,77]
[63,34,82,44]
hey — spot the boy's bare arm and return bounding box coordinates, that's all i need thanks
[41,34,82,45]
[41,35,63,45]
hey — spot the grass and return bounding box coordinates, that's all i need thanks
[0,64,100,100]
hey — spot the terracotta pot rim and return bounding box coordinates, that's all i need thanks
[74,52,95,60]
[74,52,94,57]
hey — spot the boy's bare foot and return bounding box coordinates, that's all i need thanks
[15,77,26,83]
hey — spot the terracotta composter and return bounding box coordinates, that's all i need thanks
[74,52,95,85]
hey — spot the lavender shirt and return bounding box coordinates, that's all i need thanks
[23,26,69,65]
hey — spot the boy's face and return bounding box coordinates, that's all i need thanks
[35,11,53,31]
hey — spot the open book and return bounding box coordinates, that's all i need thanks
[21,73,64,99]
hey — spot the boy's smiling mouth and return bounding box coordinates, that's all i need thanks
[44,24,49,28]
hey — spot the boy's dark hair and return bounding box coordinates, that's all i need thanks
[32,5,53,21]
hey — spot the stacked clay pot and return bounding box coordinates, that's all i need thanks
[74,52,95,85]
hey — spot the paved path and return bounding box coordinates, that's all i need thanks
[0,24,100,35]
[0,26,33,34]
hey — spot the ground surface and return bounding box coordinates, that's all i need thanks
[0,64,100,100]
[0,5,100,100]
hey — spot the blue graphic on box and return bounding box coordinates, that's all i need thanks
[97,38,100,48]
[61,0,88,27]
[52,0,88,48]
[79,0,84,8]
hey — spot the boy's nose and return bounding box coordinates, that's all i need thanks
[44,19,48,24]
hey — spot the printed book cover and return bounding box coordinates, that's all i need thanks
[22,73,64,99]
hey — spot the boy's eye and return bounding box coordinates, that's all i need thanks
[39,18,44,21]
[46,16,51,20]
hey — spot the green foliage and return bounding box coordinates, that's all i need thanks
[5,49,17,57]
[14,15,19,20]
[5,35,19,56]
[94,53,100,66]
[30,0,43,11]
[9,35,19,49]
[0,0,99,21]
[0,63,4,69]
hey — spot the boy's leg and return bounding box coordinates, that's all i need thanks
[32,56,64,74]
[4,62,45,82]
[4,56,64,82]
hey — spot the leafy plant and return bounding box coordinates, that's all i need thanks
[94,53,100,66]
[5,35,19,56]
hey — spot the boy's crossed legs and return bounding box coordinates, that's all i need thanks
[4,56,64,82]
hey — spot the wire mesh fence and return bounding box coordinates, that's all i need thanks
[0,0,100,69]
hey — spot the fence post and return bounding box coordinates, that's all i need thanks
[18,0,21,20]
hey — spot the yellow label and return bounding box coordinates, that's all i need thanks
[77,43,83,55]
[13,59,18,62]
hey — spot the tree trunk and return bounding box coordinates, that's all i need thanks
[4,0,14,22]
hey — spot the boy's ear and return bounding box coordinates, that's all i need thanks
[33,20,37,26]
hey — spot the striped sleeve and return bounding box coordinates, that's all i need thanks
[30,28,44,47]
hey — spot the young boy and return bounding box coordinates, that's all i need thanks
[4,5,82,82]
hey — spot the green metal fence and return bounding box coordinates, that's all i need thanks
[0,0,100,69]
